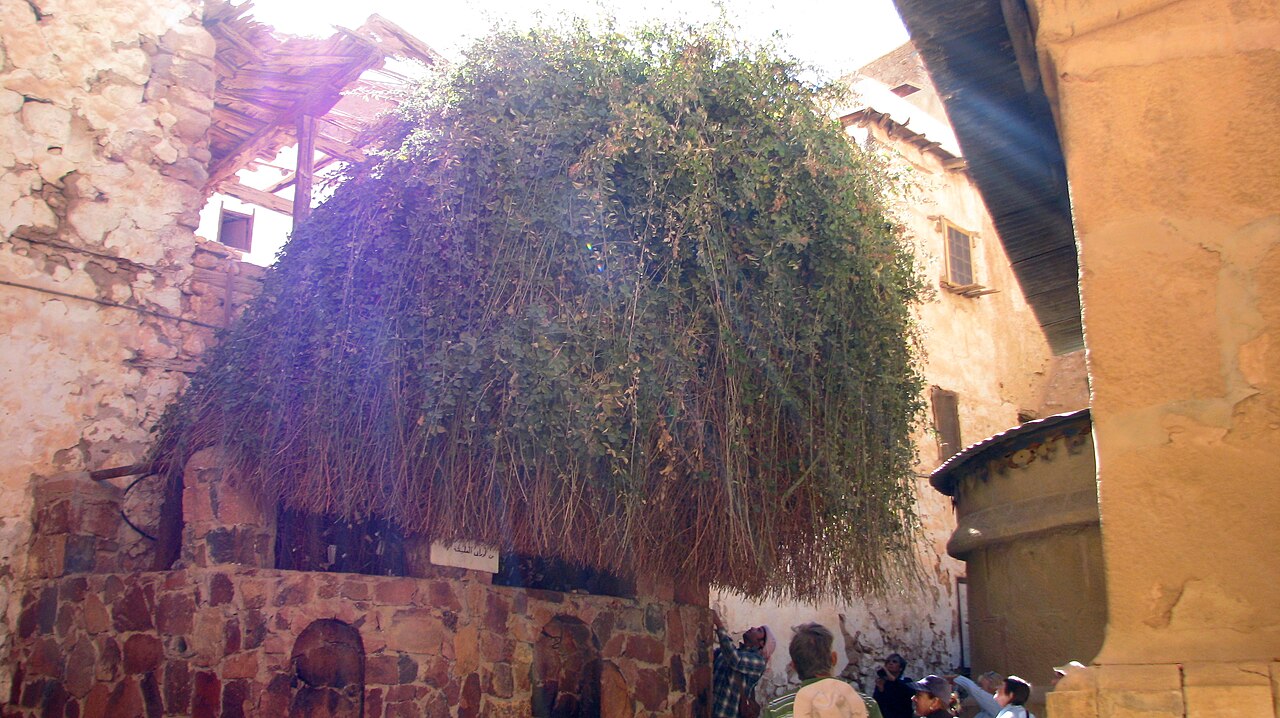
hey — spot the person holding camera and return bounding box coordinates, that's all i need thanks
[872,653,914,718]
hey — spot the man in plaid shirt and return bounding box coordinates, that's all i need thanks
[711,610,774,718]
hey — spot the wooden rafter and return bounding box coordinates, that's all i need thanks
[263,155,341,194]
[293,114,317,224]
[205,45,378,189]
[219,180,294,214]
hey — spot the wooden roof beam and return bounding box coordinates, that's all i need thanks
[219,180,294,215]
[262,154,341,194]
[313,134,366,164]
[205,45,380,190]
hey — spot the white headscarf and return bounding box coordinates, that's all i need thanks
[761,625,778,661]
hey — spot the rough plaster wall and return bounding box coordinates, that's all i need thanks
[1033,0,1280,666]
[0,0,215,692]
[716,120,1084,701]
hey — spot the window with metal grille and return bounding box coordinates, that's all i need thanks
[931,386,962,461]
[945,224,974,286]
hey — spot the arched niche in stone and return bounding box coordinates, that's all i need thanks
[531,614,604,717]
[290,618,365,718]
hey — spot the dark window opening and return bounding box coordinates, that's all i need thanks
[945,224,974,286]
[218,205,254,252]
[494,553,636,599]
[890,83,920,97]
[932,386,962,461]
[275,507,408,576]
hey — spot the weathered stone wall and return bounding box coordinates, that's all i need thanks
[0,0,267,696]
[5,565,708,717]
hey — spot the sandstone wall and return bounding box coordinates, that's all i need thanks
[1026,0,1280,715]
[0,0,261,695]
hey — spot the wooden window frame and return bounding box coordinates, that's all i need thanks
[942,220,975,287]
[217,204,255,252]
[931,385,962,461]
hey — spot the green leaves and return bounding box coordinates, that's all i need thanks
[151,20,926,600]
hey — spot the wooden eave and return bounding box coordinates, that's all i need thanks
[202,1,438,216]
[840,108,964,169]
[891,0,1084,354]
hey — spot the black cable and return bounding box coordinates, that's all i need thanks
[119,473,158,542]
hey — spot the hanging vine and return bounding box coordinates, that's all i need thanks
[151,21,927,600]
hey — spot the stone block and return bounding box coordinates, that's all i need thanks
[479,632,514,663]
[82,683,112,718]
[28,637,65,678]
[104,678,146,718]
[1183,662,1273,718]
[337,578,369,601]
[17,585,58,638]
[1183,662,1271,687]
[1097,689,1184,718]
[485,591,510,632]
[209,572,234,606]
[203,526,272,567]
[1096,664,1182,692]
[375,578,418,605]
[163,660,191,714]
[633,667,669,711]
[367,654,403,685]
[111,582,155,632]
[425,580,460,611]
[665,608,685,653]
[452,624,480,676]
[188,609,228,667]
[623,635,665,665]
[222,651,259,680]
[95,637,121,682]
[122,633,164,673]
[64,639,97,697]
[192,671,220,718]
[602,661,636,718]
[159,23,216,59]
[141,671,165,718]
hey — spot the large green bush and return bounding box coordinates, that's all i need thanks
[153,22,926,599]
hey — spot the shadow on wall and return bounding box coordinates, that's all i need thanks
[290,619,365,717]
[533,615,637,717]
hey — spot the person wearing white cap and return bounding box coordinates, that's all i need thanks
[1050,661,1086,688]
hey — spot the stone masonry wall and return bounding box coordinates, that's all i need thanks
[4,566,709,718]
[0,0,266,696]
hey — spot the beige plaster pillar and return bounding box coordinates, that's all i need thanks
[1027,0,1280,714]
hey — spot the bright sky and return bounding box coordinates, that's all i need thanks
[246,0,909,81]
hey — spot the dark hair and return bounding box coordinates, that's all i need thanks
[789,623,836,680]
[1004,676,1031,706]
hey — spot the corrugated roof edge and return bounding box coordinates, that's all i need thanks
[929,407,1092,496]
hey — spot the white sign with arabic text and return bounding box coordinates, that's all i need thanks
[429,540,499,573]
